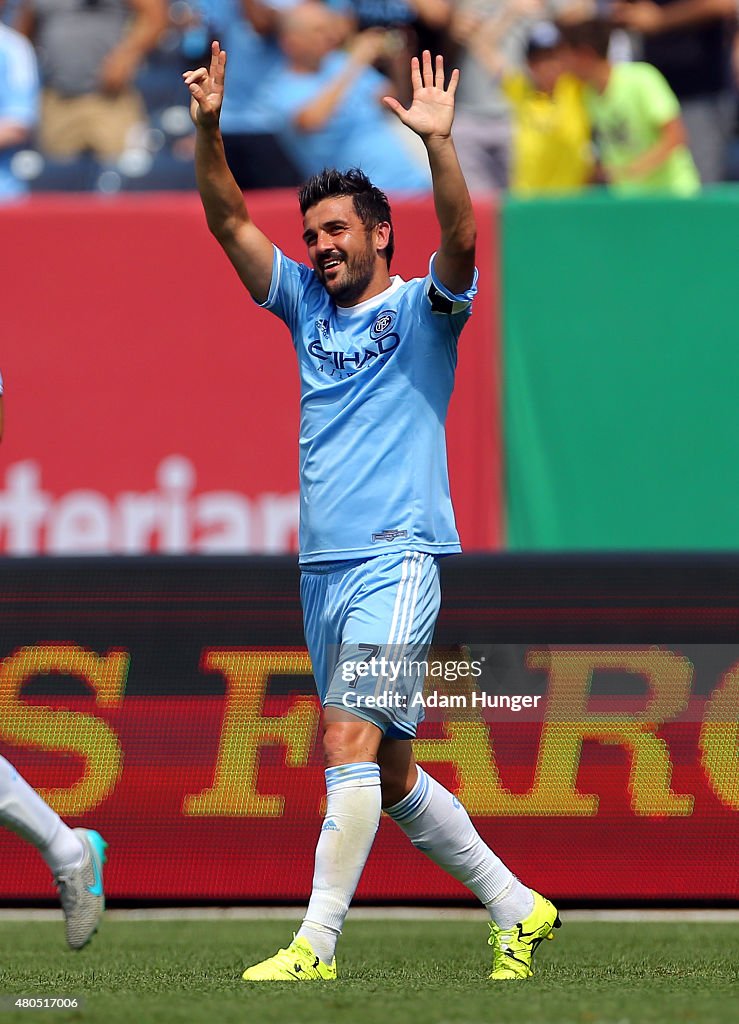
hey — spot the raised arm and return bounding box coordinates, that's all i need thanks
[240,0,282,37]
[293,30,388,132]
[184,42,275,303]
[383,52,475,295]
[613,0,736,34]
[611,117,689,183]
[451,0,545,81]
[14,2,37,41]
[405,0,451,31]
[99,0,168,95]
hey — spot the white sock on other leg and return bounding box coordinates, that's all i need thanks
[385,767,534,928]
[0,755,84,874]
[297,762,381,964]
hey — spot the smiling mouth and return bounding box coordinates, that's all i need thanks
[321,258,343,272]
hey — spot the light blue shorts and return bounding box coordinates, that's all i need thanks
[300,550,441,739]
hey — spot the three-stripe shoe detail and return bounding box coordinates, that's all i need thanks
[488,890,561,980]
[242,936,337,982]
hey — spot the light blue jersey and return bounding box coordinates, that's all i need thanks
[259,247,478,564]
[0,24,38,201]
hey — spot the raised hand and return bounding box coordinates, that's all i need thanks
[99,46,138,95]
[612,1,666,34]
[183,41,226,128]
[450,11,482,46]
[382,51,459,142]
[510,0,546,17]
[348,28,389,69]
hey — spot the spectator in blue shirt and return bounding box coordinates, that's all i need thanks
[0,3,38,200]
[207,0,304,188]
[264,3,430,193]
[341,0,450,102]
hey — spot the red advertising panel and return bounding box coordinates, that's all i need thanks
[2,691,737,903]
[0,557,737,904]
[0,195,499,555]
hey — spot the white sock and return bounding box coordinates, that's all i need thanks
[385,766,534,928]
[486,876,536,929]
[297,762,381,964]
[0,755,84,874]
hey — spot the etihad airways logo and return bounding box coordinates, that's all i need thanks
[309,310,399,379]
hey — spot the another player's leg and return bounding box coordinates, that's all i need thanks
[0,754,107,949]
[380,740,560,979]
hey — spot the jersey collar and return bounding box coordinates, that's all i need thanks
[334,276,405,318]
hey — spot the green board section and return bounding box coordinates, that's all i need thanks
[503,189,739,549]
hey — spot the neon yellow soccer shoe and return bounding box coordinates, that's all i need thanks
[488,890,561,980]
[242,936,337,982]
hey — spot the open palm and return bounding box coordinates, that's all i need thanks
[383,51,459,141]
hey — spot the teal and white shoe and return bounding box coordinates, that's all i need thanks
[55,829,107,950]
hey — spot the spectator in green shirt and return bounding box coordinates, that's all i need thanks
[562,18,700,195]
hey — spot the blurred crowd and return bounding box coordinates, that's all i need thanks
[1,0,738,199]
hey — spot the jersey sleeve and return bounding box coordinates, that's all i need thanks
[420,253,479,342]
[0,369,4,395]
[256,245,315,342]
[633,62,680,128]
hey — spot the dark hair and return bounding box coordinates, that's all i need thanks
[298,168,395,268]
[560,18,612,59]
[526,22,562,62]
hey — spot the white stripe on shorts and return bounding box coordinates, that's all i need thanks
[395,552,421,647]
[378,552,414,698]
[387,552,414,646]
[378,552,426,699]
[403,553,427,644]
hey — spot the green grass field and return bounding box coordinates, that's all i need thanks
[0,918,737,1024]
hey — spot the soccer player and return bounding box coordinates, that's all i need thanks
[0,754,107,948]
[0,387,106,947]
[185,42,560,981]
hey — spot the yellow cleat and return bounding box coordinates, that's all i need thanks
[488,890,561,980]
[242,936,337,982]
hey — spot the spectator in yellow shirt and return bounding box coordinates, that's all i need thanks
[504,22,593,194]
[453,6,592,196]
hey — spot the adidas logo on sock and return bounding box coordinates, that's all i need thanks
[321,818,340,832]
